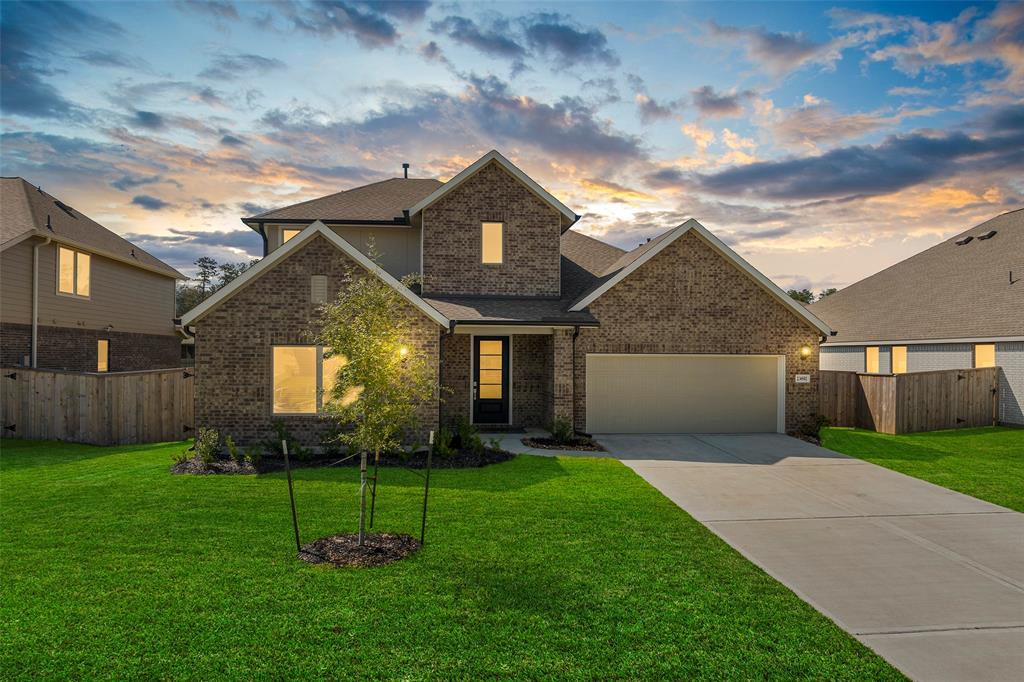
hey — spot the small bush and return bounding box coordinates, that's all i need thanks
[224,435,242,463]
[800,414,831,439]
[172,448,190,465]
[194,428,220,465]
[452,415,484,454]
[243,446,261,467]
[432,426,456,458]
[487,436,503,451]
[549,417,574,445]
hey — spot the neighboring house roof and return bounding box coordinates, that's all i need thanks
[811,208,1024,344]
[0,177,183,279]
[181,221,449,327]
[243,178,442,224]
[560,229,627,303]
[569,218,833,336]
[422,296,598,326]
[408,150,579,231]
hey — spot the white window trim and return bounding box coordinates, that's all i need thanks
[56,245,91,299]
[271,345,340,416]
[481,221,504,265]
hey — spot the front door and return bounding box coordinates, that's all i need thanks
[473,336,509,424]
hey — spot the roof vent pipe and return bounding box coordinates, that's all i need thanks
[402,163,410,179]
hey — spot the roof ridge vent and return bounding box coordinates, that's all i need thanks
[954,235,973,245]
[977,230,997,240]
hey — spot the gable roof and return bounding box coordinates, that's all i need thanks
[560,229,627,303]
[408,150,579,230]
[181,221,449,327]
[811,208,1024,344]
[243,178,442,225]
[569,218,832,335]
[0,177,183,279]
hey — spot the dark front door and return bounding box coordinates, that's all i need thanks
[473,336,509,424]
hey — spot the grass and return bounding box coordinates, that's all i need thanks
[821,426,1024,512]
[1,439,901,680]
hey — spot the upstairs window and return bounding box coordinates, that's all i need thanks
[58,246,90,297]
[892,346,907,374]
[481,222,503,264]
[974,344,995,368]
[865,346,879,373]
[282,228,302,244]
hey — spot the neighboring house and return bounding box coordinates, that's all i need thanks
[183,150,829,446]
[811,208,1024,425]
[1,178,184,372]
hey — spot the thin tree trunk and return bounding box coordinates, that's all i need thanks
[358,451,368,546]
[370,447,380,528]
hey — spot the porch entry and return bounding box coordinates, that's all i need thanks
[472,336,510,424]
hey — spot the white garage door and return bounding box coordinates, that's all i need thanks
[586,354,784,433]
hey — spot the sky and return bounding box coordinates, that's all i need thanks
[1,0,1022,292]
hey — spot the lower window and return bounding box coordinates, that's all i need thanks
[97,339,109,372]
[272,346,347,414]
[865,346,880,373]
[974,344,995,368]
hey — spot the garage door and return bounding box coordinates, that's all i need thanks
[586,354,784,433]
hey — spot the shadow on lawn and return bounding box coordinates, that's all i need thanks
[282,454,570,492]
[0,439,183,470]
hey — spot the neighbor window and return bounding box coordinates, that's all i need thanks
[282,228,302,244]
[865,346,880,373]
[481,222,503,264]
[892,346,907,374]
[58,246,90,297]
[97,339,109,372]
[974,344,995,368]
[272,346,349,414]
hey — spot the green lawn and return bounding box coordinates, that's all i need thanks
[821,426,1024,512]
[1,440,900,680]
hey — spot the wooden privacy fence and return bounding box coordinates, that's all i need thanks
[819,368,999,435]
[1,367,194,445]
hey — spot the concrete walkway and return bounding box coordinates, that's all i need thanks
[598,433,1024,682]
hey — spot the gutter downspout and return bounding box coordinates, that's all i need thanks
[31,236,52,368]
[256,222,269,257]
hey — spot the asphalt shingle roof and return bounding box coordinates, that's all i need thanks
[245,178,443,223]
[422,296,598,325]
[0,177,183,279]
[810,208,1024,343]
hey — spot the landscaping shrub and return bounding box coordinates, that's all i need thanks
[452,416,484,454]
[224,435,242,463]
[549,417,574,445]
[431,426,456,458]
[194,428,220,465]
[800,414,831,439]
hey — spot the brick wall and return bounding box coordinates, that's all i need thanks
[570,231,821,433]
[512,335,551,427]
[439,333,470,424]
[1,321,179,371]
[193,236,441,448]
[422,160,562,297]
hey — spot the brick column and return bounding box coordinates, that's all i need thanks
[551,328,574,426]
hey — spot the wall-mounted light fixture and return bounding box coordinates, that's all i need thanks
[399,345,409,359]
[800,345,812,357]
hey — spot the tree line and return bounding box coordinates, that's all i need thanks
[786,287,838,304]
[176,256,259,316]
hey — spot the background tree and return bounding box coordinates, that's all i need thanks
[176,256,259,316]
[316,260,437,546]
[193,256,219,294]
[787,288,814,304]
[818,287,838,299]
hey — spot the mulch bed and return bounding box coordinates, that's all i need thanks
[171,447,514,475]
[788,432,822,446]
[298,533,420,568]
[522,437,606,452]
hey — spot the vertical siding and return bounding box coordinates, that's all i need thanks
[996,342,1024,425]
[820,346,865,371]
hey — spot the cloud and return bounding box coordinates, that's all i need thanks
[112,174,167,191]
[763,97,939,148]
[220,134,247,147]
[626,75,683,123]
[681,122,716,152]
[133,110,166,130]
[0,1,120,119]
[199,53,286,80]
[174,0,239,21]
[268,0,429,48]
[418,40,450,66]
[706,20,844,76]
[119,227,262,271]
[691,85,753,118]
[521,12,619,68]
[132,195,173,210]
[76,50,150,70]
[430,16,527,71]
[239,202,270,215]
[694,105,1024,200]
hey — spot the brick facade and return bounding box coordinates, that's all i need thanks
[570,231,821,433]
[421,160,562,297]
[193,235,441,448]
[439,333,470,424]
[1,321,179,371]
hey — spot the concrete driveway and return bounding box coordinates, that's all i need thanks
[599,433,1024,682]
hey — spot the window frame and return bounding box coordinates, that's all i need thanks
[56,246,91,299]
[97,339,109,372]
[271,345,345,416]
[865,346,880,374]
[974,343,996,369]
[481,221,504,265]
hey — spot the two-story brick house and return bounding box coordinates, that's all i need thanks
[183,151,829,446]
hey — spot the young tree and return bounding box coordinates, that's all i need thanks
[315,259,437,546]
[193,256,219,294]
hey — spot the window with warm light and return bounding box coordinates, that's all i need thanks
[272,346,349,414]
[892,346,907,374]
[97,339,109,372]
[865,346,879,373]
[481,222,503,264]
[282,228,302,244]
[974,344,995,368]
[58,246,90,297]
